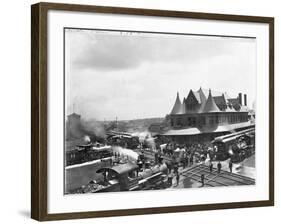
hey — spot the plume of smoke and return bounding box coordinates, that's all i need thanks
[132,131,156,150]
[228,148,234,155]
[81,119,106,139]
[84,135,91,143]
[112,146,139,161]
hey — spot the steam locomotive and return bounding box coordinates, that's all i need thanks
[73,162,169,193]
[106,131,140,149]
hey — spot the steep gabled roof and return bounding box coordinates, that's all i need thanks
[240,105,250,112]
[186,90,200,104]
[202,89,220,113]
[170,92,182,114]
[197,87,207,112]
[192,91,201,104]
[227,98,241,111]
[184,90,203,113]
[170,89,246,114]
[213,94,227,106]
[201,88,224,98]
[224,92,231,100]
[225,105,236,112]
[228,98,240,105]
[197,87,207,103]
[181,98,186,114]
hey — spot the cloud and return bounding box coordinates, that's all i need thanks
[65,29,256,120]
[66,29,238,72]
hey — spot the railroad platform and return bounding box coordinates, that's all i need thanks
[171,163,255,189]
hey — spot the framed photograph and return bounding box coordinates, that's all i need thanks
[31,2,274,221]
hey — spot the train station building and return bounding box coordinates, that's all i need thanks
[162,88,254,143]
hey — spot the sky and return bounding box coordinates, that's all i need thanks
[65,28,256,121]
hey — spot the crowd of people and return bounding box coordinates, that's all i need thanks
[155,141,214,165]
[105,131,253,188]
[144,139,239,187]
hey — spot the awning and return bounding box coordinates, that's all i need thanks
[162,127,201,136]
[161,121,254,136]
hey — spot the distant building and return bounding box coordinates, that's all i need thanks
[162,88,253,143]
[66,113,83,140]
[148,123,165,133]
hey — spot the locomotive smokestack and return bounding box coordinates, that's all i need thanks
[244,94,247,106]
[238,93,242,105]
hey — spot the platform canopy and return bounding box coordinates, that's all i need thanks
[161,121,254,136]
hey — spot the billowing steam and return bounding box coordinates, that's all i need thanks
[84,135,91,143]
[112,146,139,161]
[81,119,106,139]
[228,148,234,155]
[132,131,156,150]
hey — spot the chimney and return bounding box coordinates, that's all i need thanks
[244,94,247,106]
[238,93,242,105]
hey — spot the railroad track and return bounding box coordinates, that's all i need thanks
[139,150,255,188]
[179,164,255,187]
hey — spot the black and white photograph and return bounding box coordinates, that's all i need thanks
[64,28,256,194]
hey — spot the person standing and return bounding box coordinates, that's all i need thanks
[209,162,213,173]
[176,172,180,186]
[182,153,187,168]
[229,160,233,173]
[174,164,179,175]
[154,151,159,164]
[168,173,173,187]
[217,161,222,173]
[190,155,193,165]
[166,161,172,174]
[201,174,205,186]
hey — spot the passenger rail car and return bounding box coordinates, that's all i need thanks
[66,144,112,166]
[212,128,255,161]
